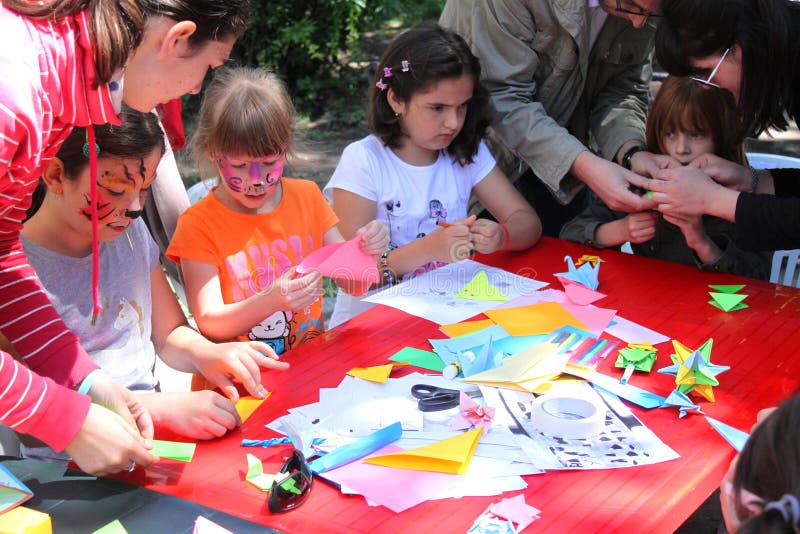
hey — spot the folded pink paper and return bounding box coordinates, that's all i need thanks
[296,233,379,284]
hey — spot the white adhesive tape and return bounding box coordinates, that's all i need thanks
[530,393,605,439]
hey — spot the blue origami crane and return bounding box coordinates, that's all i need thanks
[554,256,600,290]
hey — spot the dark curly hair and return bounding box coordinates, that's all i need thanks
[368,21,489,166]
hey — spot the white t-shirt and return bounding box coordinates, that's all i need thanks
[323,134,496,327]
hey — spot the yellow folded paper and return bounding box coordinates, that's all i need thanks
[0,507,52,534]
[439,319,496,338]
[364,428,483,475]
[235,395,269,422]
[346,362,407,383]
[462,343,568,393]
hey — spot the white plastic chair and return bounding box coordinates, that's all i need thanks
[748,152,800,286]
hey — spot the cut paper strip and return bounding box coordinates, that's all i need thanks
[194,516,234,534]
[565,366,666,409]
[364,428,483,474]
[245,454,277,491]
[346,362,408,383]
[455,270,508,302]
[706,416,750,452]
[708,292,749,312]
[93,519,128,534]
[388,347,445,372]
[564,283,606,306]
[309,422,403,474]
[485,302,587,337]
[0,464,33,514]
[235,395,269,423]
[440,319,496,338]
[709,284,746,294]
[150,439,196,462]
[296,233,379,284]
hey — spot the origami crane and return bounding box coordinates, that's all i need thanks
[658,339,729,402]
[554,256,600,290]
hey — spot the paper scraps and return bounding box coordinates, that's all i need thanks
[150,440,196,462]
[194,516,234,534]
[363,427,483,475]
[555,256,600,290]
[235,395,268,423]
[452,391,495,431]
[658,339,729,402]
[706,416,749,452]
[347,362,408,383]
[708,284,749,312]
[456,270,508,302]
[468,495,541,533]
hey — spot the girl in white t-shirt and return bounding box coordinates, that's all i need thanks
[324,22,542,327]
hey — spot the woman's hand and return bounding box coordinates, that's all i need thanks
[64,403,156,476]
[87,372,154,440]
[191,340,288,403]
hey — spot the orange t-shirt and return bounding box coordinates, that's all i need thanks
[167,178,338,354]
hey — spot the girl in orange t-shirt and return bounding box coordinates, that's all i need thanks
[168,67,388,355]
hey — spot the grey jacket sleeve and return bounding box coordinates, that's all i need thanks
[559,193,621,248]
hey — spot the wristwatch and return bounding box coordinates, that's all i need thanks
[621,145,646,171]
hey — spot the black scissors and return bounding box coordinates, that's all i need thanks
[411,384,460,412]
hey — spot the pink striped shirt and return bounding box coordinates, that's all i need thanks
[0,7,121,451]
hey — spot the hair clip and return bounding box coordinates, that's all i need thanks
[401,60,410,72]
[383,66,393,78]
[82,130,100,158]
[376,79,388,91]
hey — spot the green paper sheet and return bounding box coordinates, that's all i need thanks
[708,292,748,312]
[150,439,196,462]
[708,284,746,294]
[455,270,508,302]
[93,519,128,534]
[388,346,446,372]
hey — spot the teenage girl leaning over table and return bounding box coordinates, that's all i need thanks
[0,0,250,475]
[323,22,542,328]
[642,0,800,252]
[166,67,389,361]
[560,75,771,280]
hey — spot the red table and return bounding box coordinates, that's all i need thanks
[122,237,800,533]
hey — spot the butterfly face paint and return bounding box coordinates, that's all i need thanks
[218,154,285,196]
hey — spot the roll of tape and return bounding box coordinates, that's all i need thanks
[530,393,605,439]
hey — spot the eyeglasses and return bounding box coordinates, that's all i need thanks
[612,0,662,18]
[691,48,730,89]
[268,449,313,513]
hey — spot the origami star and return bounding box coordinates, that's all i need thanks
[660,389,704,418]
[657,339,729,402]
[575,254,605,268]
[554,256,600,290]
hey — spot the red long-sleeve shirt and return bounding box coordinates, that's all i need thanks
[0,7,120,451]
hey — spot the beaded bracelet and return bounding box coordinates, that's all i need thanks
[748,166,760,194]
[380,246,397,285]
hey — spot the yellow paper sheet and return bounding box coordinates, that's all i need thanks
[485,302,587,336]
[462,343,568,392]
[364,428,483,474]
[0,507,51,534]
[347,363,407,383]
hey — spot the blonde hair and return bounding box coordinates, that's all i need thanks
[193,67,295,172]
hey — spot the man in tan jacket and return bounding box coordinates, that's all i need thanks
[441,0,671,236]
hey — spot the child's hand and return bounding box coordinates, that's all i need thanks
[622,212,658,244]
[428,215,476,263]
[662,213,707,247]
[138,391,240,440]
[469,218,506,254]
[357,220,390,255]
[265,268,322,313]
[192,340,289,403]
